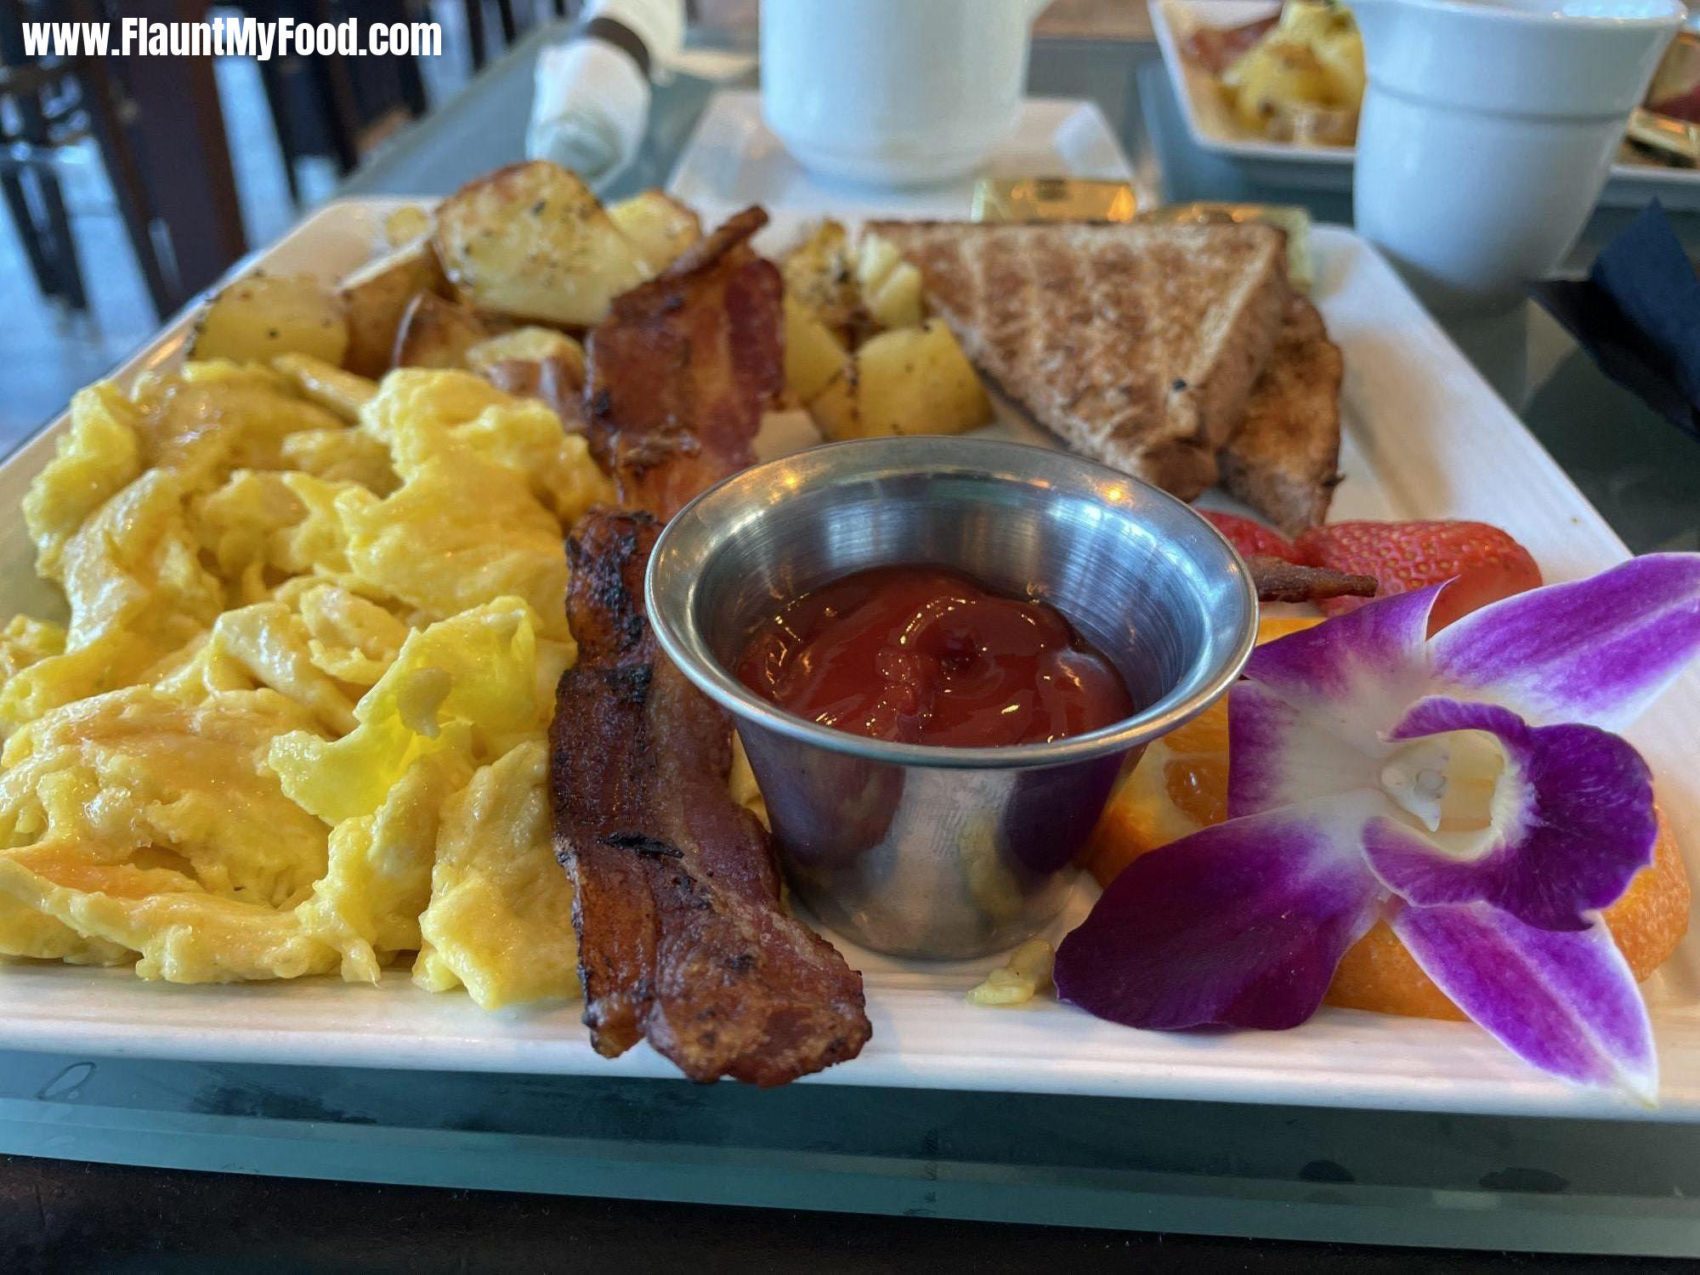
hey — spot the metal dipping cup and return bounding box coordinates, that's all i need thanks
[647,437,1258,960]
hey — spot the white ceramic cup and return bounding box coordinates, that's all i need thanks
[759,0,1048,186]
[1352,0,1683,314]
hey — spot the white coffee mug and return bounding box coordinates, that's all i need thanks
[760,0,1049,186]
[1353,0,1682,314]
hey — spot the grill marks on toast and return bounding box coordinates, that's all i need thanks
[871,220,1291,500]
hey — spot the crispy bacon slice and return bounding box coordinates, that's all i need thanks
[583,207,785,519]
[550,509,871,1085]
[1247,555,1378,604]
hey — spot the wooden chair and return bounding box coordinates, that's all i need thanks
[242,0,431,203]
[0,0,188,317]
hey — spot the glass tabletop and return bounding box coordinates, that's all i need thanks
[9,24,1700,1259]
[344,24,1700,556]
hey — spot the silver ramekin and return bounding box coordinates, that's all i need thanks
[647,437,1257,960]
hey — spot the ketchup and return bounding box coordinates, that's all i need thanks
[735,566,1136,748]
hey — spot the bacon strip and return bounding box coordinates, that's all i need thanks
[1247,555,1378,604]
[583,207,785,519]
[549,509,871,1085]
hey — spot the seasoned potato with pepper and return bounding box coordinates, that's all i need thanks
[608,190,702,275]
[190,273,349,366]
[810,320,990,441]
[434,161,646,328]
[781,219,864,345]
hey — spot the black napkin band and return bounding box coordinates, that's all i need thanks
[583,15,651,80]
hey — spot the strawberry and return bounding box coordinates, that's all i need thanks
[1202,511,1301,563]
[1296,520,1542,630]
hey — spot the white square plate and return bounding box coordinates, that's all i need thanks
[1,186,1697,1120]
[1151,0,1700,210]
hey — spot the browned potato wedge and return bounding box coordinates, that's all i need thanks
[810,320,991,441]
[339,243,449,377]
[434,161,645,327]
[272,353,376,421]
[783,295,848,405]
[391,293,494,369]
[190,272,349,366]
[464,326,586,387]
[608,190,702,275]
[781,220,863,344]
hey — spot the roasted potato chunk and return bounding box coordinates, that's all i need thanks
[190,272,349,366]
[855,233,924,330]
[781,220,864,345]
[465,327,586,389]
[810,320,990,441]
[609,190,702,275]
[391,293,494,369]
[339,243,450,377]
[783,295,847,405]
[434,160,645,327]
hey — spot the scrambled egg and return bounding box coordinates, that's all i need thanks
[0,361,611,1007]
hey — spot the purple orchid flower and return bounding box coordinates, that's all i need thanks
[1055,554,1700,1101]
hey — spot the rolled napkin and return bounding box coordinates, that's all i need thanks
[526,0,685,189]
[1531,200,1700,439]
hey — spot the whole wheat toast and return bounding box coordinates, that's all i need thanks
[867,220,1291,499]
[1219,295,1343,535]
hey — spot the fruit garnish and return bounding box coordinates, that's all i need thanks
[1083,615,1320,887]
[1296,519,1541,630]
[1056,555,1700,1100]
[1203,510,1301,562]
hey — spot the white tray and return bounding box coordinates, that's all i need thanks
[2,190,1698,1121]
[668,89,1143,222]
[1152,0,1700,210]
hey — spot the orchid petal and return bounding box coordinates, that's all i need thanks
[1245,583,1440,706]
[1228,680,1381,817]
[1054,797,1385,1030]
[1362,697,1656,931]
[1432,554,1700,732]
[1391,901,1656,1101]
[1227,587,1443,817]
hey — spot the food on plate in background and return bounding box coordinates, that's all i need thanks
[551,510,871,1085]
[1297,519,1544,628]
[1180,0,1366,146]
[0,361,608,1006]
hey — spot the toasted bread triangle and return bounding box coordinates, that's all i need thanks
[1220,295,1344,535]
[868,220,1291,499]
